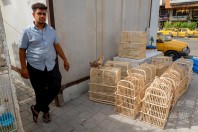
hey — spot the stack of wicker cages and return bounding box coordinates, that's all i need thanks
[105,61,131,79]
[140,77,173,128]
[161,63,190,106]
[118,31,146,59]
[128,64,156,89]
[174,58,193,87]
[151,56,173,76]
[114,64,156,119]
[89,66,121,105]
[115,73,145,119]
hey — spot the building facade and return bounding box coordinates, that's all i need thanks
[159,0,198,28]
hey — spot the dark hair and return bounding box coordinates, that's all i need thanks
[32,3,47,12]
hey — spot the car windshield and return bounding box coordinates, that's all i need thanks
[157,32,171,41]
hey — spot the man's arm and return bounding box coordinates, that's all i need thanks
[19,48,29,79]
[54,44,70,71]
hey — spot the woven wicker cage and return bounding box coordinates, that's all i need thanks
[115,94,141,119]
[121,31,146,43]
[90,67,121,86]
[165,64,185,81]
[118,49,146,60]
[140,97,172,128]
[139,64,156,81]
[174,58,193,86]
[146,77,173,106]
[161,65,188,106]
[115,73,145,119]
[117,74,145,98]
[89,83,115,95]
[119,42,146,50]
[155,64,168,76]
[151,56,173,67]
[89,67,121,105]
[128,66,153,85]
[89,91,115,105]
[105,61,131,79]
[140,77,173,128]
[119,31,146,59]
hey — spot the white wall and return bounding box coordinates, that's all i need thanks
[1,0,158,102]
[0,0,46,67]
[54,0,152,85]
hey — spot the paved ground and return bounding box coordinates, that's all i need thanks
[14,72,198,132]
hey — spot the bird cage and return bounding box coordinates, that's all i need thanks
[175,58,193,73]
[166,65,185,80]
[151,56,173,67]
[139,64,156,81]
[161,65,187,106]
[161,72,180,87]
[117,74,145,97]
[115,73,144,119]
[105,61,131,79]
[155,64,168,76]
[119,42,146,50]
[118,49,146,60]
[89,67,121,105]
[90,67,121,86]
[148,77,173,105]
[140,77,173,128]
[128,66,151,85]
[90,67,103,84]
[0,40,23,131]
[114,94,142,119]
[120,31,146,43]
[175,58,193,86]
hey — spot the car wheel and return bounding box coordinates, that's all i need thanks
[165,51,179,61]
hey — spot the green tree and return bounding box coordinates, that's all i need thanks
[180,22,188,28]
[187,22,197,30]
[164,21,172,28]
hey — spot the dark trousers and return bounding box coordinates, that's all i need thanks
[27,63,62,113]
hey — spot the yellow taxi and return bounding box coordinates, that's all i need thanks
[170,28,195,37]
[193,28,198,36]
[156,32,190,60]
[160,28,177,36]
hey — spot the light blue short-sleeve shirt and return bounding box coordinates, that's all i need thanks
[19,23,59,71]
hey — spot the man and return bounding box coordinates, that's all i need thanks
[19,3,70,123]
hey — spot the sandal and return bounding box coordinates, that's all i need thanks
[42,112,51,123]
[30,105,39,123]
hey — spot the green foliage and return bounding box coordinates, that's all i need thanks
[173,22,180,28]
[164,21,172,28]
[164,21,197,30]
[180,22,188,28]
[187,22,197,30]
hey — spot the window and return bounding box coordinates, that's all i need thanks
[172,9,189,16]
[192,9,198,19]
[173,10,177,16]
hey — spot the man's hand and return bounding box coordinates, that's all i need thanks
[64,60,70,71]
[21,68,29,79]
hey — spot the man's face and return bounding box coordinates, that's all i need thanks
[33,9,47,24]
